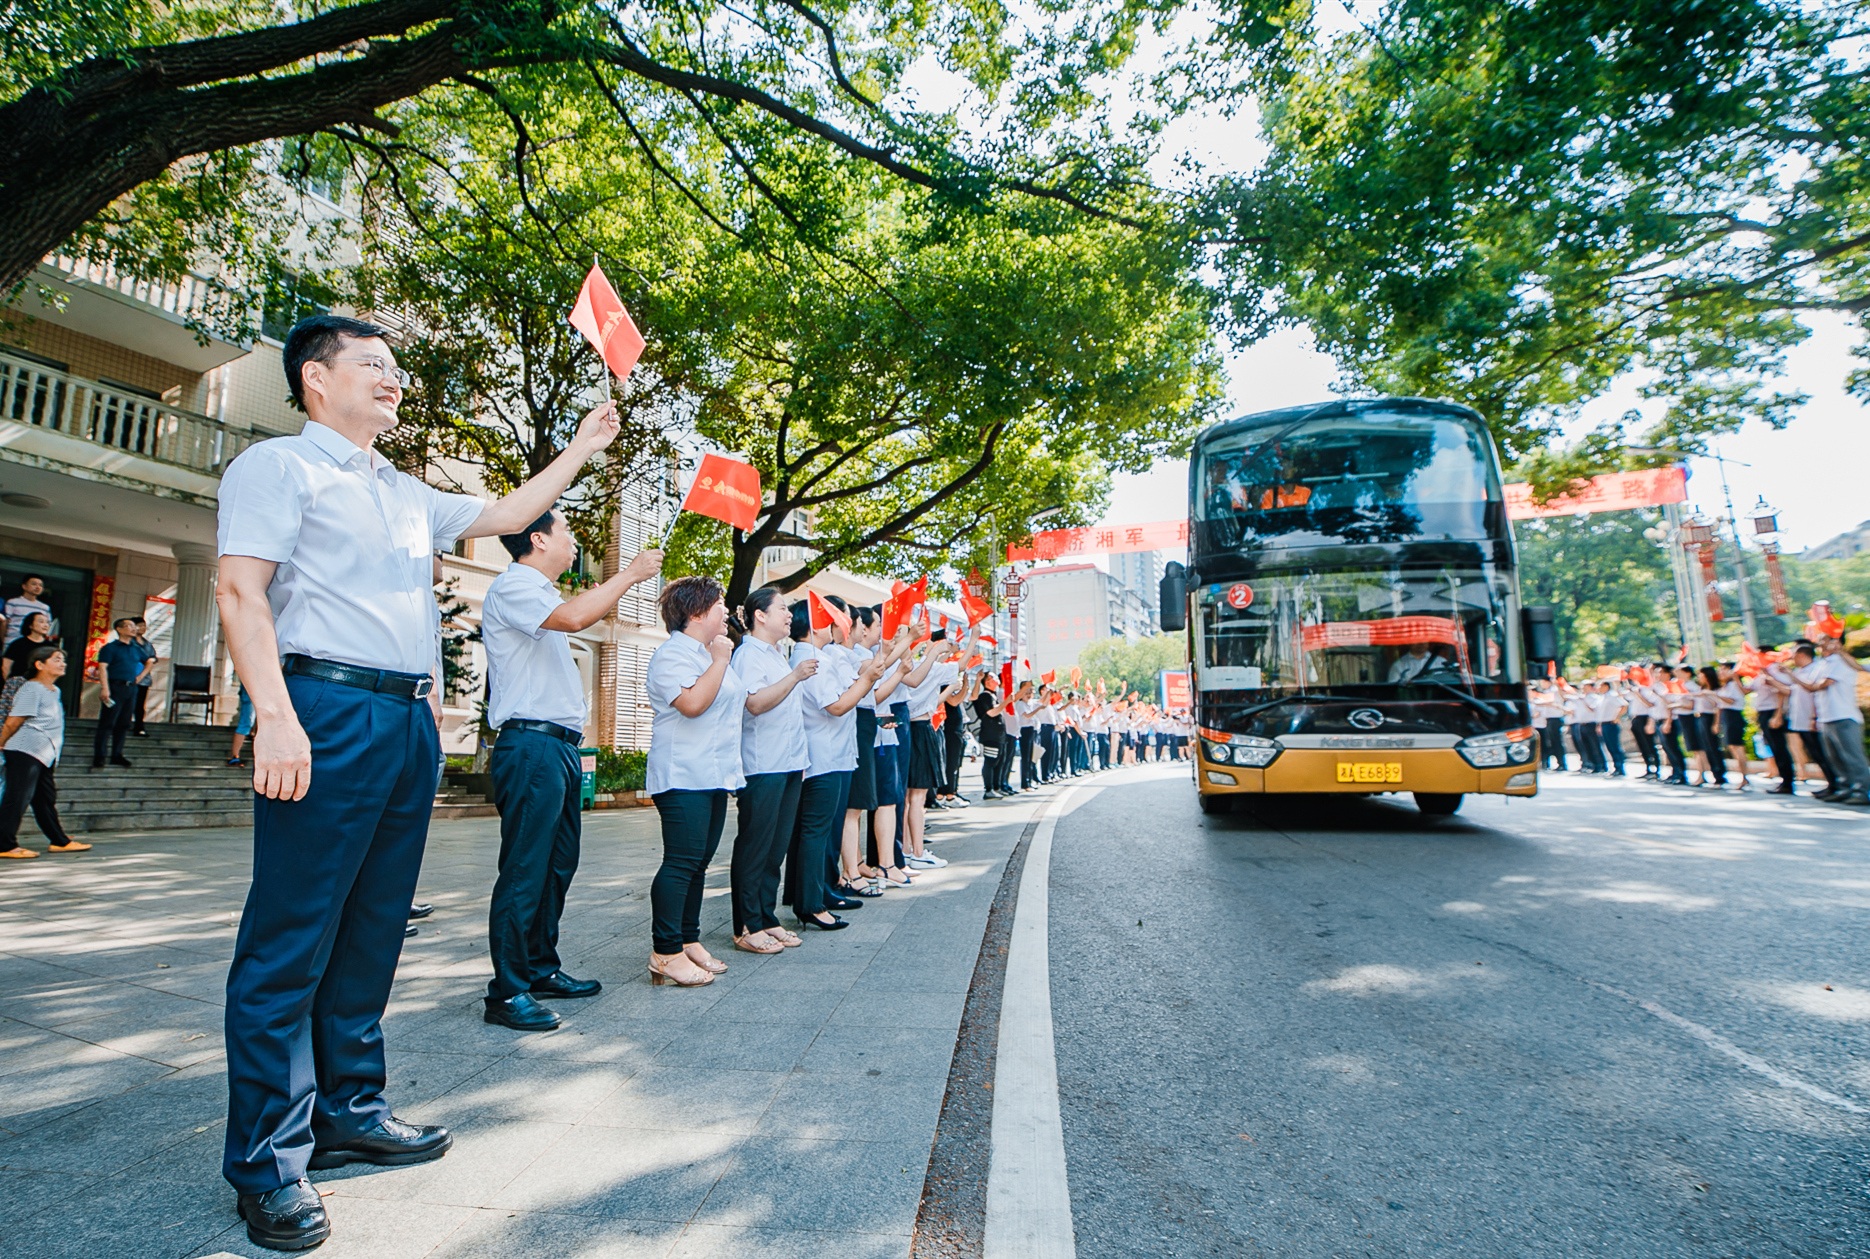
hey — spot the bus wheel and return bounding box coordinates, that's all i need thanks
[1414,792,1463,817]
[1199,794,1230,816]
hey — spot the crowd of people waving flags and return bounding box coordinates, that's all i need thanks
[636,570,1193,987]
[1528,619,1870,808]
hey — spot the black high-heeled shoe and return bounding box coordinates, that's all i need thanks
[797,913,849,931]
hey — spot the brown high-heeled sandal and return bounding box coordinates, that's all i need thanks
[735,931,784,954]
[648,954,714,987]
[766,927,802,948]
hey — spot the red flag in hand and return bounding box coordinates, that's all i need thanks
[1042,669,1057,686]
[964,653,983,670]
[882,577,927,638]
[960,582,993,627]
[1000,662,1014,694]
[1070,665,1082,687]
[568,263,646,382]
[807,590,851,638]
[679,453,762,532]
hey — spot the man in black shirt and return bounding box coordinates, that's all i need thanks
[972,671,1008,798]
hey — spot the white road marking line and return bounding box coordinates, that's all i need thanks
[985,784,1083,1259]
[1586,978,1868,1116]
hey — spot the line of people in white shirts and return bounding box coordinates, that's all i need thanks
[1528,637,1869,805]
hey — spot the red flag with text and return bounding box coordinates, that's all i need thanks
[679,454,762,532]
[567,264,647,382]
[881,577,927,638]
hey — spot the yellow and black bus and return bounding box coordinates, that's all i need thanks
[1161,398,1555,817]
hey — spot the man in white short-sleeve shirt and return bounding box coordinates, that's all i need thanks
[1799,638,1869,804]
[214,314,625,1250]
[480,508,660,1031]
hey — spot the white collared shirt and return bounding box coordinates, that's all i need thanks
[1814,654,1862,725]
[733,636,808,776]
[646,632,745,794]
[482,563,586,733]
[3,680,64,766]
[217,421,485,675]
[905,660,958,720]
[796,642,859,778]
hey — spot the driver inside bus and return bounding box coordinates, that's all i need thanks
[1387,642,1451,684]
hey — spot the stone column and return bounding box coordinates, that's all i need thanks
[170,542,219,668]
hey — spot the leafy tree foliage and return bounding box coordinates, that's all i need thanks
[1210,0,1868,469]
[1075,632,1189,700]
[1513,511,1678,668]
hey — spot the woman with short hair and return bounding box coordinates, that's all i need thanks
[645,577,744,986]
[1,646,91,858]
[729,587,817,954]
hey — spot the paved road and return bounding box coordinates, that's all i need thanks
[1044,766,1870,1258]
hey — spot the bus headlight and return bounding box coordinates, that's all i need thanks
[1201,730,1280,768]
[1458,727,1537,769]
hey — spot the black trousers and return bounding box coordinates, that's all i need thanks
[1694,715,1727,784]
[650,789,727,956]
[1599,721,1625,774]
[1658,722,1687,780]
[486,729,581,1000]
[787,771,849,918]
[223,677,437,1194]
[132,682,150,732]
[1760,718,1796,786]
[943,715,965,794]
[1540,722,1565,769]
[1629,715,1657,773]
[0,750,72,847]
[1039,724,1058,779]
[979,739,1004,793]
[734,771,802,935]
[1796,727,1839,791]
[1020,728,1037,788]
[92,691,135,762]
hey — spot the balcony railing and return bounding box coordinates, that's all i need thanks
[0,350,254,477]
[44,251,235,328]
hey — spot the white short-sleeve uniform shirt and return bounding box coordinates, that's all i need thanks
[646,632,745,794]
[798,642,859,779]
[732,636,809,777]
[482,563,587,733]
[216,421,484,676]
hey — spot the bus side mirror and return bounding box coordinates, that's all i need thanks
[1522,605,1558,665]
[1160,562,1187,632]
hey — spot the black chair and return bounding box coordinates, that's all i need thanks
[168,664,214,724]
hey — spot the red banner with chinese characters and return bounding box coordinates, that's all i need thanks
[82,575,115,681]
[1161,669,1192,709]
[1503,466,1688,520]
[1006,518,1189,562]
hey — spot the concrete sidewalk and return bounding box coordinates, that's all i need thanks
[0,790,1040,1259]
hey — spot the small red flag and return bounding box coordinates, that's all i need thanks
[679,453,762,532]
[960,583,993,627]
[1000,662,1014,694]
[964,653,983,670]
[1097,678,1107,695]
[568,263,646,382]
[1042,669,1057,686]
[807,590,850,637]
[881,577,927,638]
[1070,665,1082,687]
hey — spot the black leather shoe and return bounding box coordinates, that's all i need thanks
[485,992,562,1031]
[408,902,434,920]
[529,971,601,999]
[237,1177,330,1251]
[797,913,848,931]
[404,924,418,938]
[826,893,862,910]
[308,1116,453,1170]
[109,756,132,767]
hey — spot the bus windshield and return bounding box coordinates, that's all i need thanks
[1196,410,1501,547]
[1195,567,1523,692]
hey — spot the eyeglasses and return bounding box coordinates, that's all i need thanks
[332,356,412,389]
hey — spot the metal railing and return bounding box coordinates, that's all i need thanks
[44,251,237,329]
[0,350,254,477]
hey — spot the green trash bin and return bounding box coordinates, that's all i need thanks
[579,747,598,810]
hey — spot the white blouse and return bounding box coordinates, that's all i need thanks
[732,636,808,777]
[646,632,746,794]
[797,642,859,779]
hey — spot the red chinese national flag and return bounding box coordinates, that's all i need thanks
[881,577,927,638]
[960,583,993,627]
[1042,669,1057,686]
[964,654,983,670]
[567,263,646,382]
[807,590,850,637]
[679,453,762,532]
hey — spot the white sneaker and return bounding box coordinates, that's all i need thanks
[906,853,948,868]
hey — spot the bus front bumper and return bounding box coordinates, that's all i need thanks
[1197,746,1537,797]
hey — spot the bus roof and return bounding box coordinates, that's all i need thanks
[1195,397,1487,448]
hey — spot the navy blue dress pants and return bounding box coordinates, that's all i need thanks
[223,677,439,1194]
[487,729,582,1000]
[787,770,850,918]
[734,771,802,935]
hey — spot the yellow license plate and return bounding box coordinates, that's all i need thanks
[1337,761,1402,784]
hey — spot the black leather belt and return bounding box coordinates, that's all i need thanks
[501,719,583,745]
[283,654,434,700]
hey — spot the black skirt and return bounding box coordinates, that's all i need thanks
[848,708,880,810]
[908,718,944,789]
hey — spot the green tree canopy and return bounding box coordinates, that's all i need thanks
[1075,632,1188,701]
